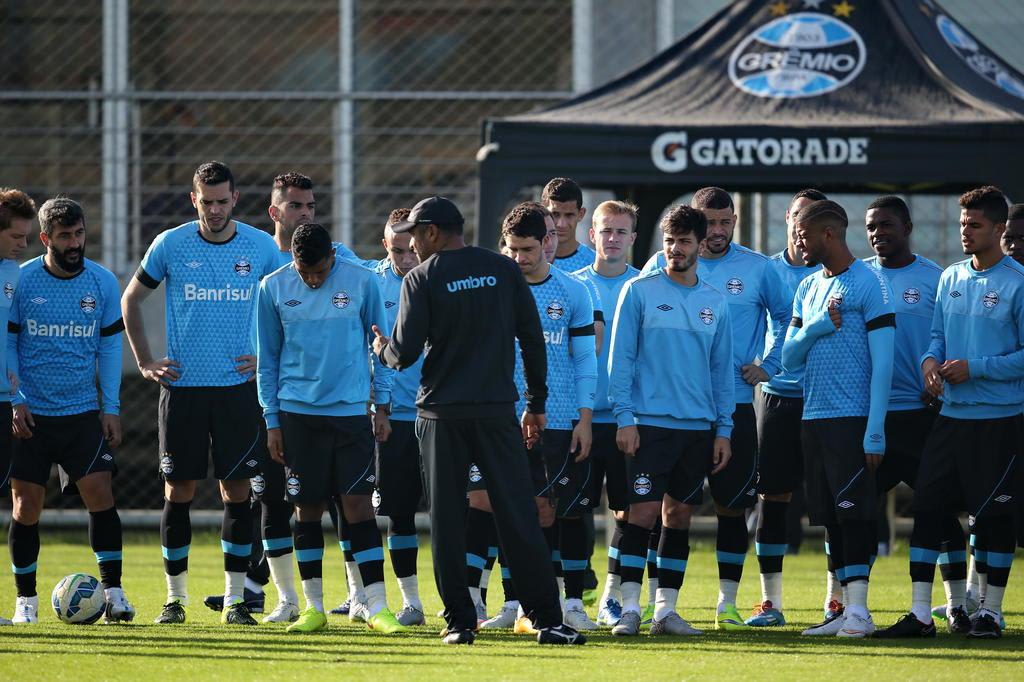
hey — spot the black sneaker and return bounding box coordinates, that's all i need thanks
[947,606,971,634]
[537,623,587,645]
[442,628,476,645]
[222,602,259,625]
[204,588,265,614]
[967,612,1001,639]
[330,598,352,615]
[154,601,187,624]
[873,612,936,638]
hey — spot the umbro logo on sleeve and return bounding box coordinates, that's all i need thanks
[656,304,673,311]
[285,300,302,307]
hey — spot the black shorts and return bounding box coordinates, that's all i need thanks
[589,422,629,511]
[534,429,594,517]
[802,417,877,526]
[12,410,115,495]
[876,408,937,492]
[158,382,266,481]
[280,411,376,505]
[0,402,12,494]
[375,419,423,517]
[710,404,758,509]
[627,425,714,505]
[913,414,1022,519]
[755,393,803,495]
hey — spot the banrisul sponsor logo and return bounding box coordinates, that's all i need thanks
[936,14,1024,100]
[729,12,866,99]
[446,275,497,293]
[26,319,96,337]
[651,131,868,173]
[183,283,253,301]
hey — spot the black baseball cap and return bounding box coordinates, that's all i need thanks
[390,196,464,233]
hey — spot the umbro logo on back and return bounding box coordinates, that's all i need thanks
[657,304,673,311]
[285,300,302,307]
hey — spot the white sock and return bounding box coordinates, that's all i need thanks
[346,560,366,603]
[761,573,782,610]
[397,575,421,610]
[841,584,849,606]
[504,599,520,610]
[224,571,245,605]
[601,572,622,604]
[978,570,988,602]
[480,566,492,590]
[846,580,869,619]
[966,556,979,601]
[717,579,739,611]
[267,554,299,605]
[983,584,1005,616]
[556,577,565,614]
[243,576,263,594]
[364,581,387,617]
[565,597,584,612]
[469,586,482,606]
[166,572,188,605]
[104,586,124,602]
[647,576,659,604]
[302,577,324,613]
[911,581,933,623]
[653,587,679,621]
[621,581,642,615]
[943,578,966,612]
[825,570,841,608]
[517,604,526,618]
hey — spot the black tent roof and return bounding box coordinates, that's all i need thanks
[476,0,1024,251]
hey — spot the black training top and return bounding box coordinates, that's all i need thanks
[379,245,547,420]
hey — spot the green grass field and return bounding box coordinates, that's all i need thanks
[0,530,1021,681]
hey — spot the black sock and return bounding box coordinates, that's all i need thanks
[607,517,625,577]
[9,520,39,598]
[498,547,517,602]
[646,519,660,583]
[293,520,324,581]
[222,500,252,574]
[716,514,748,583]
[909,513,943,584]
[348,518,385,587]
[756,500,788,578]
[825,524,845,588]
[559,517,586,600]
[160,499,191,577]
[481,517,498,604]
[464,508,492,590]
[618,523,649,587]
[543,523,562,578]
[938,515,966,582]
[261,499,294,558]
[841,520,874,584]
[656,526,690,590]
[337,503,354,562]
[978,515,1015,589]
[89,507,122,589]
[387,515,418,580]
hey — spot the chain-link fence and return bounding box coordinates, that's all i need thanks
[1,0,1022,514]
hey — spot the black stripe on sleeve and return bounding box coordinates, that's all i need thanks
[7,321,19,334]
[569,323,596,338]
[865,312,896,331]
[100,318,126,337]
[593,310,605,323]
[134,267,160,289]
[790,317,803,329]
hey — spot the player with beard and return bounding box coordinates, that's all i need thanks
[7,198,133,624]
[122,161,280,626]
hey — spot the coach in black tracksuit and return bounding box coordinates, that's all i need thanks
[373,197,579,645]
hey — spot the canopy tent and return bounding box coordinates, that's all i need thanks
[475,0,1024,254]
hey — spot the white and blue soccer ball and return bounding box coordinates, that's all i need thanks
[52,573,106,624]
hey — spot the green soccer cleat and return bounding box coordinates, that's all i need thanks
[367,608,406,634]
[286,606,327,633]
[640,603,655,625]
[221,602,258,626]
[716,603,749,631]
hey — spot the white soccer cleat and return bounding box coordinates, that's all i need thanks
[12,595,38,624]
[348,600,370,623]
[802,612,846,636]
[837,611,875,638]
[563,605,599,631]
[103,588,136,623]
[650,611,703,636]
[262,601,300,623]
[480,603,518,629]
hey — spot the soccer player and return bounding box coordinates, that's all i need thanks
[747,189,825,629]
[609,205,735,637]
[543,178,597,272]
[573,200,640,627]
[878,186,1023,640]
[642,188,791,631]
[122,161,280,626]
[7,197,133,624]
[1002,203,1024,267]
[782,200,895,638]
[255,222,402,634]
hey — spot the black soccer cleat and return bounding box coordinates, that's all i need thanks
[873,612,936,639]
[222,602,259,626]
[537,623,587,645]
[947,606,971,634]
[154,601,187,624]
[442,628,476,645]
[204,588,265,614]
[967,612,1001,639]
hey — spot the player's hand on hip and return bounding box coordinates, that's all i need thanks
[865,453,882,473]
[740,363,769,385]
[616,425,639,458]
[267,428,285,464]
[938,359,970,385]
[921,357,944,397]
[140,358,181,385]
[12,404,33,439]
[7,370,17,395]
[371,324,390,356]
[100,413,122,448]
[710,436,732,474]
[234,355,257,381]
[521,411,546,450]
[571,421,592,463]
[372,410,391,443]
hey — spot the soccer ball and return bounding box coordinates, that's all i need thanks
[51,573,106,624]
